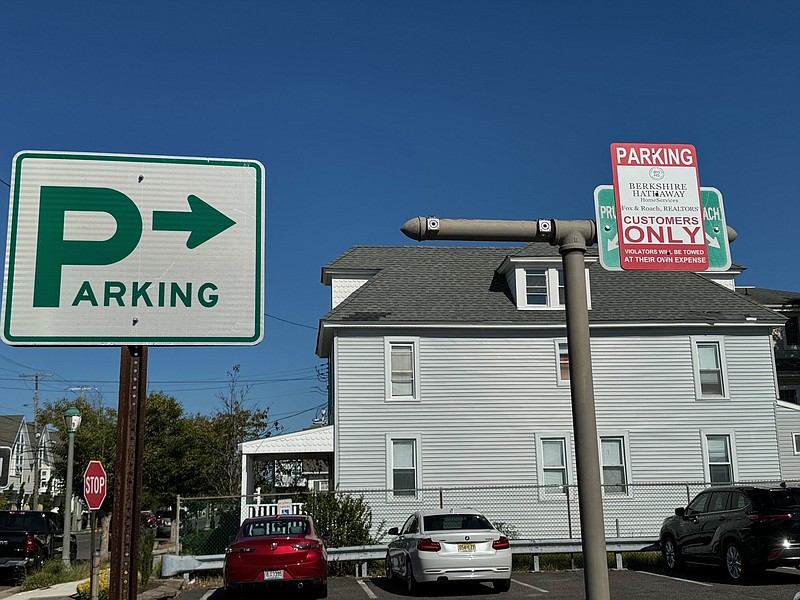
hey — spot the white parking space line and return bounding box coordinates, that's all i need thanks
[638,571,713,587]
[357,578,378,598]
[200,591,215,600]
[511,578,550,593]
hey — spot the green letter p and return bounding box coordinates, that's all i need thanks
[34,187,142,307]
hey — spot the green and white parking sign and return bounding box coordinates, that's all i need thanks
[2,151,265,345]
[594,185,731,272]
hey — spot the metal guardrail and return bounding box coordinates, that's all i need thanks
[160,537,660,577]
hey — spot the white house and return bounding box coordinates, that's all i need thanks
[0,415,56,507]
[309,243,786,538]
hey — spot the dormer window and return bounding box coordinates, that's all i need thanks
[525,268,564,307]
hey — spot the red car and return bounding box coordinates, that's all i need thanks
[224,515,327,598]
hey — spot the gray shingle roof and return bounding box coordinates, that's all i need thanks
[321,245,782,326]
[0,416,24,447]
[735,287,800,307]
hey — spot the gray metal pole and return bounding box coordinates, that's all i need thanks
[557,225,610,600]
[62,430,75,565]
[402,216,611,600]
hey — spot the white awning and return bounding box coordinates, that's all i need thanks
[240,425,333,456]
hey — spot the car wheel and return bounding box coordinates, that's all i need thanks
[724,541,750,583]
[405,557,418,595]
[385,553,394,582]
[662,535,683,571]
[315,583,328,598]
[493,578,511,592]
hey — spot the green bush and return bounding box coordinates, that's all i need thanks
[301,492,386,576]
[139,530,155,587]
[21,559,90,591]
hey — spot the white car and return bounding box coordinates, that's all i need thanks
[386,509,512,593]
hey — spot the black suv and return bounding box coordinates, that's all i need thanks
[660,484,800,582]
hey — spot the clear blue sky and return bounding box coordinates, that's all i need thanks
[0,1,797,432]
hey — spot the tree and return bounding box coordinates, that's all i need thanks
[203,365,281,496]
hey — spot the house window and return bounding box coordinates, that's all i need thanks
[385,338,420,401]
[523,268,565,308]
[14,441,23,476]
[793,433,800,455]
[389,438,419,497]
[786,316,800,348]
[556,341,570,384]
[705,433,734,484]
[600,437,628,495]
[541,438,568,494]
[691,337,728,399]
[780,387,799,404]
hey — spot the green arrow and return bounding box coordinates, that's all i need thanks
[153,195,236,249]
[594,185,731,272]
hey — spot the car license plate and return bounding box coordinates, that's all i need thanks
[458,543,476,552]
[264,570,284,580]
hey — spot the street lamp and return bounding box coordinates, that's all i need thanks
[62,407,81,565]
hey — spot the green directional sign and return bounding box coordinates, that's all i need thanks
[2,151,265,346]
[594,185,731,272]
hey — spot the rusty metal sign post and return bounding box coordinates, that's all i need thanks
[110,347,148,600]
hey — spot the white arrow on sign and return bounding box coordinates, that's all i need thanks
[594,185,731,272]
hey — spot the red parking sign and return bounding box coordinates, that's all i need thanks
[611,143,708,271]
[83,460,107,510]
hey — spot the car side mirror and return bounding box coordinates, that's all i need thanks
[388,527,399,536]
[675,507,685,517]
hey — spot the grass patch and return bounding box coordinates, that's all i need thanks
[21,559,91,591]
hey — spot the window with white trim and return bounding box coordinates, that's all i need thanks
[704,433,734,484]
[384,338,420,401]
[14,440,23,476]
[691,337,728,399]
[600,436,628,495]
[793,433,800,455]
[387,436,420,498]
[540,437,569,495]
[523,268,564,308]
[555,341,570,384]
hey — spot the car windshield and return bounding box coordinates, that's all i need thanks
[423,513,493,531]
[758,490,800,510]
[244,519,308,536]
[0,513,39,530]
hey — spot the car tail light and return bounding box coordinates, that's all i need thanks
[492,536,510,550]
[748,513,793,523]
[293,541,321,550]
[226,547,256,554]
[417,538,441,551]
[25,535,35,553]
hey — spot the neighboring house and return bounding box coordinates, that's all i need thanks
[239,426,333,521]
[734,287,800,480]
[0,415,56,506]
[309,243,786,537]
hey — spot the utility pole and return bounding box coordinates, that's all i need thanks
[20,372,52,511]
[402,216,610,600]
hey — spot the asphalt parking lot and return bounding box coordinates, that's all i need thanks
[311,566,800,599]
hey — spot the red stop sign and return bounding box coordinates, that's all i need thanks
[83,460,107,510]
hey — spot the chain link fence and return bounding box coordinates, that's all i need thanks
[176,480,796,555]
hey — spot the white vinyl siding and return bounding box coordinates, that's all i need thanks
[333,330,780,491]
